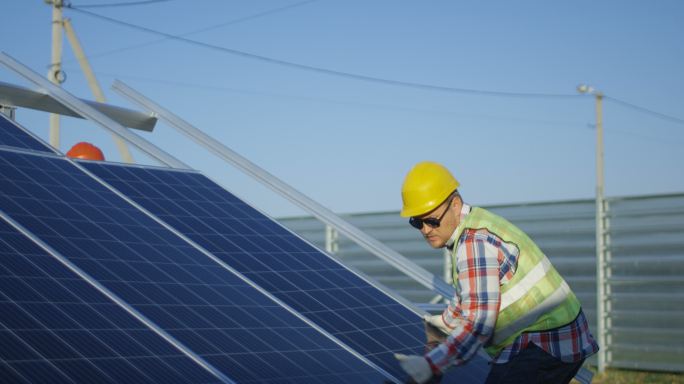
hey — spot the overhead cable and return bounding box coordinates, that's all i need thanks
[62,0,321,63]
[69,68,585,127]
[605,96,684,126]
[66,6,578,99]
[69,0,177,8]
[65,6,684,125]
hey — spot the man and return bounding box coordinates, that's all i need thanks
[395,161,598,384]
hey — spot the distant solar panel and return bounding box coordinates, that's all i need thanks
[0,149,390,383]
[82,162,491,383]
[0,217,221,383]
[0,114,54,153]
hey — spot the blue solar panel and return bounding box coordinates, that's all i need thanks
[0,114,54,153]
[82,162,491,383]
[0,217,221,383]
[0,149,390,383]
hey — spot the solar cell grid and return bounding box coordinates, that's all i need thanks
[0,217,221,384]
[0,149,390,383]
[82,162,491,382]
[0,114,54,153]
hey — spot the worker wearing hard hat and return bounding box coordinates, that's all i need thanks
[395,161,598,384]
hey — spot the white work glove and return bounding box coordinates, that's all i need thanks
[423,313,452,335]
[395,353,433,384]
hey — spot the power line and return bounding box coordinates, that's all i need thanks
[73,68,585,127]
[64,5,684,125]
[71,0,178,8]
[61,0,321,63]
[89,68,684,143]
[65,6,579,99]
[605,96,684,126]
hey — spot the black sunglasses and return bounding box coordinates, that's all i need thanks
[409,196,454,230]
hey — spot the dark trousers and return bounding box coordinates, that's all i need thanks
[485,344,585,384]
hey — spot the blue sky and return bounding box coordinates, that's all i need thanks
[2,0,683,218]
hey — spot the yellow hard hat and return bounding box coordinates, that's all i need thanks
[400,161,459,217]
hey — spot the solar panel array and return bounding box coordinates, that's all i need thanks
[0,116,491,383]
[0,149,389,383]
[0,114,55,153]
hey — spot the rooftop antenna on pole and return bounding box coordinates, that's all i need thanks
[45,0,134,163]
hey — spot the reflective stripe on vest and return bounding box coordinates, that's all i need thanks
[450,207,581,356]
[499,257,553,312]
[493,279,573,345]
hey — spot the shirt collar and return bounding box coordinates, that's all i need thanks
[446,203,471,250]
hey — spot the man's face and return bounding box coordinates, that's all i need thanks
[413,197,460,249]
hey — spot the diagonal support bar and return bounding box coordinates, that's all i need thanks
[112,79,456,299]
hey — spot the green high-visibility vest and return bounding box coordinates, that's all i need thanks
[451,207,581,357]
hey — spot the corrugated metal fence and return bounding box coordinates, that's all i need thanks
[279,193,684,373]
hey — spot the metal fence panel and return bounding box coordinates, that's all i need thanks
[278,193,684,373]
[605,194,684,372]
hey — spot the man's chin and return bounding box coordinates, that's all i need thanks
[425,237,445,249]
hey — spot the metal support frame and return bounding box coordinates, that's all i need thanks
[430,248,453,305]
[112,79,456,299]
[325,225,339,255]
[0,52,188,169]
[0,104,16,120]
[0,81,157,131]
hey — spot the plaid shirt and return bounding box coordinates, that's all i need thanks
[426,204,599,371]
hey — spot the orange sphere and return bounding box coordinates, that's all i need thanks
[66,142,105,161]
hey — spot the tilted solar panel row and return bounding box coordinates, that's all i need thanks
[0,148,389,383]
[0,114,55,154]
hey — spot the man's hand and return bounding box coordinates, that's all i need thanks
[394,353,432,384]
[423,314,452,335]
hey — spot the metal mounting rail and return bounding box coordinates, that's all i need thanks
[0,81,157,131]
[0,52,188,169]
[112,79,456,299]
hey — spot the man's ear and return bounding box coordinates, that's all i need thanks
[451,194,462,208]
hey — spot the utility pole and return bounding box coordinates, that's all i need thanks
[578,84,608,374]
[44,0,134,163]
[47,0,65,149]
